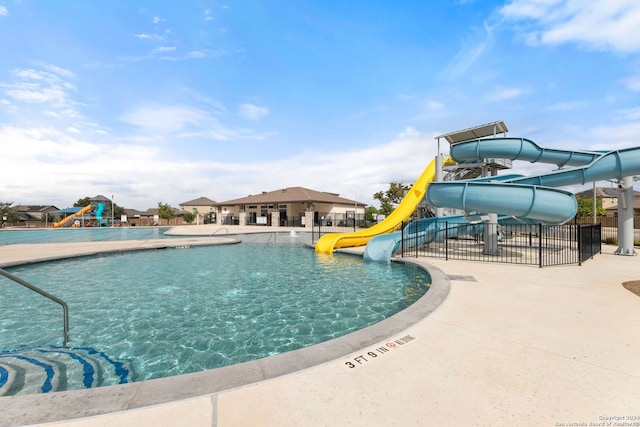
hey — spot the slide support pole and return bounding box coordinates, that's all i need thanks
[615,176,636,256]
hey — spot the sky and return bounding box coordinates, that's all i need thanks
[1,0,640,211]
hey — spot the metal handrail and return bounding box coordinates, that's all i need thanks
[0,268,69,347]
[265,232,276,246]
[211,228,229,235]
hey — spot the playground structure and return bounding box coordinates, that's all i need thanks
[52,195,113,228]
[52,205,92,228]
[315,121,640,261]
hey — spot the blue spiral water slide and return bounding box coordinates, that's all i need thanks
[364,137,640,262]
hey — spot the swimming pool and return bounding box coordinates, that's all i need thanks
[0,227,173,245]
[0,233,430,396]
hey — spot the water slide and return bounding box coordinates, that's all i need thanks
[95,203,105,226]
[432,137,640,199]
[315,157,453,253]
[52,205,92,228]
[364,137,640,262]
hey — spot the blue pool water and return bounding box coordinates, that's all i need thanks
[0,227,172,245]
[0,233,430,395]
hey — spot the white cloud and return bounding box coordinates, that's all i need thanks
[487,86,529,101]
[546,101,586,111]
[132,33,165,43]
[0,124,440,211]
[500,0,640,53]
[425,99,444,110]
[1,67,80,117]
[0,5,7,16]
[152,16,164,24]
[237,103,269,120]
[43,64,76,79]
[120,104,214,133]
[152,46,176,53]
[443,21,495,79]
[621,73,640,92]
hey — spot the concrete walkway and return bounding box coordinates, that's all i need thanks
[1,227,639,426]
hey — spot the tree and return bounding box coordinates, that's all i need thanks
[74,197,91,207]
[576,196,606,218]
[373,182,411,216]
[0,202,19,225]
[112,203,125,219]
[182,212,196,224]
[157,202,176,219]
[364,206,378,222]
[41,211,58,224]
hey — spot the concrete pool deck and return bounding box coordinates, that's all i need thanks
[1,226,640,426]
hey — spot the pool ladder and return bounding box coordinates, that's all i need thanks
[0,268,69,347]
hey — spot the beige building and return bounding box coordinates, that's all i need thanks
[216,186,366,228]
[178,197,218,224]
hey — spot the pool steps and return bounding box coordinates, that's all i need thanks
[0,346,133,396]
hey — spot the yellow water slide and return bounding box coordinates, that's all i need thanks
[315,157,453,253]
[52,204,92,228]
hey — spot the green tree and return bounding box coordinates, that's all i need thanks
[182,212,196,224]
[364,206,378,222]
[0,202,19,225]
[576,196,606,218]
[41,211,58,224]
[74,197,91,207]
[373,182,411,216]
[112,203,125,219]
[157,202,176,219]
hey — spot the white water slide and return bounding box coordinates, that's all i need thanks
[364,137,640,262]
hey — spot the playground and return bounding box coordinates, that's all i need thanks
[52,195,114,228]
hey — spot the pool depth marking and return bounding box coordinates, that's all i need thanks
[343,334,416,369]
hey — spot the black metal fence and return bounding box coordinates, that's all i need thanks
[311,213,376,242]
[574,216,640,244]
[401,222,601,267]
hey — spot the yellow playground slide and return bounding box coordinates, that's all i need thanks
[52,204,92,228]
[315,157,453,253]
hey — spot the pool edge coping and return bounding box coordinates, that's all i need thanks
[0,249,450,427]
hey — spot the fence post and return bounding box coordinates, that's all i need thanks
[577,224,582,266]
[415,222,419,258]
[401,221,405,258]
[538,223,543,268]
[445,221,449,261]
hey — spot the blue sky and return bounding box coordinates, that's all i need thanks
[1,0,640,210]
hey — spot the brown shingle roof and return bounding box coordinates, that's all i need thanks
[179,197,217,206]
[575,187,640,198]
[219,187,366,206]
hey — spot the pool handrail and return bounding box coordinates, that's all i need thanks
[265,232,277,246]
[0,268,69,347]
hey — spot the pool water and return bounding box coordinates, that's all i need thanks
[0,227,172,245]
[0,234,430,395]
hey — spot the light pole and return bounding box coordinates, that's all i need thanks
[111,195,114,227]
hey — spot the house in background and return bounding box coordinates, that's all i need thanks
[122,208,145,226]
[217,186,366,227]
[123,207,189,226]
[575,186,640,216]
[11,205,59,228]
[178,197,218,224]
